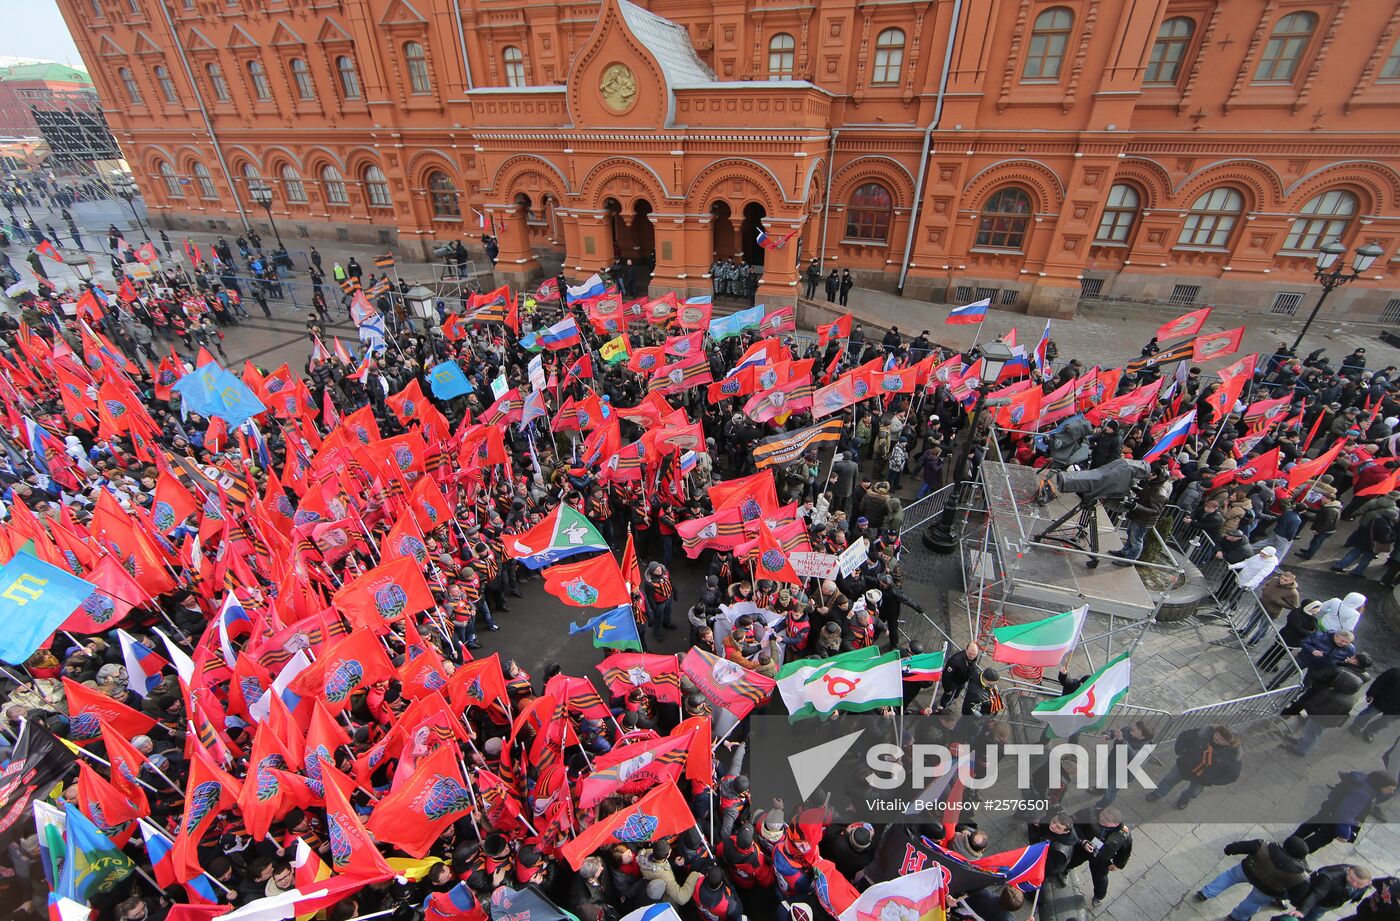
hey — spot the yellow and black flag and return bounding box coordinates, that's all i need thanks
[752,418,844,469]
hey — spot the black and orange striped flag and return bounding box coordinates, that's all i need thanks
[374,253,395,268]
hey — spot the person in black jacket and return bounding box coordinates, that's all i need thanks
[936,642,981,712]
[1197,836,1312,921]
[1340,876,1399,921]
[1089,420,1122,469]
[1349,666,1400,742]
[1145,724,1243,809]
[1066,806,1132,907]
[961,666,1003,716]
[1293,771,1397,854]
[824,270,839,303]
[1290,865,1373,921]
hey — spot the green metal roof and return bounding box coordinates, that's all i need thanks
[0,63,92,85]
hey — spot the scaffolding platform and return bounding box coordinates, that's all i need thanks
[979,460,1158,620]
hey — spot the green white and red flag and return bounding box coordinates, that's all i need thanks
[990,604,1088,668]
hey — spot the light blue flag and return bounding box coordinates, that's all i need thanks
[569,604,642,651]
[707,304,765,340]
[171,364,267,428]
[428,360,473,399]
[0,552,96,665]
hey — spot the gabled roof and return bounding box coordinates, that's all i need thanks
[185,28,218,52]
[379,0,427,25]
[269,20,307,46]
[316,18,355,44]
[616,0,713,88]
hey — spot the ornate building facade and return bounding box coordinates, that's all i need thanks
[56,0,1400,317]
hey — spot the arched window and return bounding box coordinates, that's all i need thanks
[1382,39,1400,81]
[1255,12,1316,83]
[844,183,893,242]
[1283,190,1357,252]
[1145,17,1195,84]
[872,29,904,85]
[1178,187,1244,248]
[247,60,272,100]
[503,46,525,88]
[975,187,1033,250]
[428,171,459,217]
[118,67,142,104]
[768,33,795,78]
[205,63,231,102]
[1023,7,1073,80]
[289,58,316,100]
[336,55,362,99]
[404,42,432,94]
[364,166,392,208]
[193,162,217,199]
[321,166,348,205]
[280,166,307,203]
[158,161,183,198]
[1095,184,1140,244]
[154,65,179,103]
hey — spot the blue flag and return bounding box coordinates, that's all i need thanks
[171,364,267,428]
[0,553,96,665]
[569,604,642,651]
[428,360,474,399]
[59,802,133,903]
[708,304,765,340]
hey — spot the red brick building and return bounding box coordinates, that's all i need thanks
[0,63,95,139]
[54,0,1400,318]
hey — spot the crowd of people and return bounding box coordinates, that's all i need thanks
[0,209,1395,921]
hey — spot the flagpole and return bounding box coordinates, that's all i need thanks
[64,739,165,796]
[0,665,57,704]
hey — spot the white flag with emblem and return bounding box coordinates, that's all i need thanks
[1032,651,1132,739]
[798,649,903,716]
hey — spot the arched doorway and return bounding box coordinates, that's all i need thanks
[632,200,654,263]
[710,201,735,262]
[741,201,767,267]
[603,197,624,261]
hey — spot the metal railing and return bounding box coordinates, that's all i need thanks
[1160,505,1305,694]
[898,482,956,535]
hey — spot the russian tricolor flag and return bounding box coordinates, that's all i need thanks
[946,297,990,325]
[538,316,582,350]
[1034,319,1052,370]
[1144,409,1196,462]
[217,593,253,668]
[118,629,168,697]
[566,272,607,303]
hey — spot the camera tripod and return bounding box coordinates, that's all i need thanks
[1035,497,1105,568]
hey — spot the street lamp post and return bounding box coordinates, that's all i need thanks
[1290,239,1384,353]
[110,173,151,242]
[246,179,286,253]
[924,339,1014,554]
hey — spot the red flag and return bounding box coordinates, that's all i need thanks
[680,647,776,718]
[541,552,631,608]
[365,745,473,858]
[1193,326,1244,363]
[643,292,678,326]
[1287,442,1345,490]
[997,385,1044,430]
[398,616,451,700]
[577,730,697,809]
[707,366,757,404]
[677,298,712,330]
[560,781,695,869]
[332,556,436,632]
[153,471,198,534]
[751,518,801,585]
[813,373,860,419]
[77,761,142,847]
[1359,467,1400,497]
[407,476,451,532]
[292,630,396,714]
[445,653,510,713]
[622,528,642,592]
[1087,379,1163,426]
[62,677,156,745]
[1211,447,1282,490]
[386,378,428,426]
[761,305,797,335]
[304,699,352,797]
[321,762,396,878]
[34,239,62,261]
[818,313,853,347]
[239,723,316,840]
[1208,353,1257,420]
[60,555,142,633]
[98,722,151,813]
[709,469,778,520]
[598,652,683,705]
[1156,306,1212,342]
[172,749,239,883]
